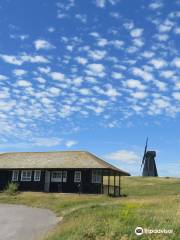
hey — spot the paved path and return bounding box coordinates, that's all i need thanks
[0,204,59,240]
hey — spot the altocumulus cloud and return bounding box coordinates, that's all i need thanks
[105,150,140,164]
[34,39,55,50]
[32,137,62,147]
[65,140,78,148]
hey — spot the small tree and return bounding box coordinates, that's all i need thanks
[4,182,19,195]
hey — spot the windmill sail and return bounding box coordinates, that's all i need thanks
[141,138,148,169]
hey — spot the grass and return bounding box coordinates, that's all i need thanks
[4,182,19,195]
[0,177,179,240]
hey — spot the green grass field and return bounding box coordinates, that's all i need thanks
[0,177,179,240]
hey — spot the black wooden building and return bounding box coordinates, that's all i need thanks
[0,151,130,196]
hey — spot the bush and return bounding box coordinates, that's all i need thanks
[4,182,19,195]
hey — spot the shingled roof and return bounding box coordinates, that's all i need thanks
[0,151,130,176]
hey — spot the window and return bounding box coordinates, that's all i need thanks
[51,171,62,182]
[12,170,19,181]
[63,171,67,182]
[21,170,32,181]
[74,171,81,183]
[34,170,41,181]
[92,170,101,183]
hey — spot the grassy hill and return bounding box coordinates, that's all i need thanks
[0,177,179,240]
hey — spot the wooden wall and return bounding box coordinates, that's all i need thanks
[0,169,102,194]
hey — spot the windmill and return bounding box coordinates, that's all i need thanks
[141,138,158,177]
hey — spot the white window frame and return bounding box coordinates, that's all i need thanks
[51,171,62,182]
[12,170,19,181]
[21,170,32,182]
[92,170,101,183]
[74,171,81,183]
[34,170,41,182]
[62,171,67,182]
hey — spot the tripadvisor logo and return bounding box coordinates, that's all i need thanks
[135,227,144,236]
[135,226,173,236]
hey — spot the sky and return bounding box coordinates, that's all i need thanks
[0,0,179,177]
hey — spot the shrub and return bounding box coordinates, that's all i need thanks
[4,182,19,195]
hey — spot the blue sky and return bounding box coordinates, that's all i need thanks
[0,0,180,177]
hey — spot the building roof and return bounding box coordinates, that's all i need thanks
[0,151,130,176]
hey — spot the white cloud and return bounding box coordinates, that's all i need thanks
[174,27,180,34]
[73,77,83,86]
[160,70,174,78]
[149,1,163,10]
[133,38,144,47]
[127,46,138,53]
[38,66,51,74]
[35,77,46,83]
[97,38,108,47]
[48,87,61,96]
[0,91,9,99]
[153,98,169,108]
[65,140,78,147]
[79,88,91,95]
[0,54,23,65]
[153,80,167,91]
[150,58,167,69]
[105,150,139,164]
[22,55,49,64]
[13,69,27,76]
[32,137,62,147]
[89,32,100,38]
[75,56,87,65]
[130,28,143,38]
[124,79,146,90]
[131,105,143,113]
[142,51,155,58]
[86,105,104,114]
[131,91,147,99]
[49,72,65,81]
[95,0,119,8]
[47,27,55,32]
[105,85,120,99]
[173,92,180,100]
[75,14,87,23]
[95,0,106,8]
[132,67,153,81]
[123,21,134,30]
[110,40,124,48]
[34,39,55,50]
[174,82,180,90]
[168,11,180,18]
[108,0,119,5]
[10,34,29,41]
[0,100,16,111]
[155,34,169,41]
[17,80,31,87]
[0,0,179,141]
[158,24,172,32]
[87,63,105,77]
[0,54,49,65]
[57,13,67,19]
[172,57,180,68]
[110,12,120,19]
[41,97,52,105]
[0,74,8,80]
[88,50,106,60]
[112,72,123,79]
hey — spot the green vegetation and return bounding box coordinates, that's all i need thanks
[4,182,19,195]
[0,177,179,240]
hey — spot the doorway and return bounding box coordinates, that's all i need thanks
[44,171,50,192]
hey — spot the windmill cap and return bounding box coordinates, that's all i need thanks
[146,151,156,157]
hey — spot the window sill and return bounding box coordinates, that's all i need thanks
[21,179,31,182]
